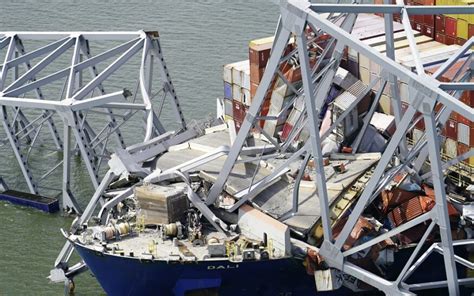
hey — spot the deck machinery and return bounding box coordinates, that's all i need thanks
[2,0,471,295]
[0,31,186,213]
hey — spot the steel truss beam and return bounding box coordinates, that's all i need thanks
[199,0,472,294]
[0,31,187,212]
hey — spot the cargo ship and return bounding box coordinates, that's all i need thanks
[54,1,474,295]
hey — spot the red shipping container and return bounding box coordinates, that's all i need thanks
[249,47,270,69]
[232,99,247,123]
[419,0,435,5]
[259,101,270,128]
[444,119,457,140]
[457,114,471,127]
[422,25,435,38]
[234,120,242,133]
[281,123,294,141]
[445,17,457,37]
[461,91,473,107]
[250,64,266,84]
[424,15,434,27]
[250,82,259,99]
[394,13,401,23]
[415,22,423,32]
[471,126,474,147]
[415,116,425,130]
[435,15,445,34]
[456,37,466,46]
[445,36,456,45]
[469,24,474,39]
[435,32,446,44]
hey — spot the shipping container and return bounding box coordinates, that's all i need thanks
[422,26,433,38]
[457,113,471,126]
[224,82,232,100]
[400,44,464,71]
[250,64,266,84]
[249,37,273,70]
[233,84,242,102]
[445,36,456,45]
[435,32,446,43]
[223,64,233,84]
[435,15,445,34]
[456,37,466,45]
[457,18,469,39]
[444,119,458,140]
[443,138,458,159]
[232,99,247,124]
[458,122,470,145]
[412,128,425,143]
[231,60,249,87]
[424,14,434,28]
[445,17,457,37]
[371,35,432,54]
[461,89,473,107]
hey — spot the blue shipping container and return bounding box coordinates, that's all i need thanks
[224,82,232,100]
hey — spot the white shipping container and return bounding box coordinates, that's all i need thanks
[270,84,295,111]
[379,94,392,115]
[398,81,409,103]
[443,138,458,159]
[359,54,370,70]
[263,120,283,139]
[242,88,251,107]
[223,64,233,84]
[232,84,242,102]
[348,48,358,62]
[458,123,470,146]
[394,41,445,63]
[293,95,305,112]
[400,45,464,71]
[359,67,370,85]
[370,60,381,76]
[370,112,395,136]
[412,128,424,142]
[242,69,250,90]
[224,98,233,117]
[370,72,380,91]
[238,205,291,256]
[372,35,432,54]
[231,60,249,87]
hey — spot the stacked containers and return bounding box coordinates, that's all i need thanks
[421,61,473,167]
[249,37,274,128]
[223,60,251,128]
[435,0,474,45]
[391,0,474,44]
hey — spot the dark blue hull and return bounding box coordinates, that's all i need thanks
[74,242,471,295]
[0,190,59,213]
[74,243,352,296]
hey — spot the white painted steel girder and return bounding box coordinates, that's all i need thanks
[201,1,473,294]
[0,30,187,213]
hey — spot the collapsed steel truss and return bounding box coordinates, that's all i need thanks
[0,31,186,213]
[201,1,472,294]
[50,1,474,294]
